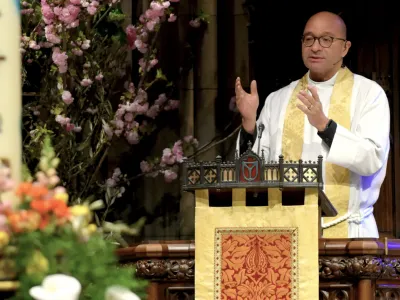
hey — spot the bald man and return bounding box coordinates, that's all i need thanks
[235,12,390,238]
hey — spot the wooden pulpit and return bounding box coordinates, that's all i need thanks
[182,143,337,299]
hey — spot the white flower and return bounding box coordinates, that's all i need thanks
[29,274,81,300]
[105,285,140,300]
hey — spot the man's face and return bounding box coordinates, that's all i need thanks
[301,16,350,79]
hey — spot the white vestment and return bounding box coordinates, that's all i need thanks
[237,71,390,238]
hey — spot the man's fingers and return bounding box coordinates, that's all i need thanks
[296,103,310,115]
[307,85,320,103]
[250,80,257,96]
[235,77,242,94]
[297,94,311,108]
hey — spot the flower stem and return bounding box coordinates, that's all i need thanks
[78,144,110,200]
[93,5,113,29]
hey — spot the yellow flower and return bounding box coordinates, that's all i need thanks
[69,205,90,217]
[26,251,49,275]
[87,224,97,234]
[54,192,69,203]
[0,232,9,248]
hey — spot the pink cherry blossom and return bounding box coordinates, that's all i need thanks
[168,14,177,22]
[126,131,139,144]
[140,161,152,173]
[55,115,70,126]
[62,90,74,105]
[81,40,91,50]
[72,48,83,56]
[29,41,41,50]
[155,94,167,105]
[80,78,93,86]
[161,148,175,165]
[150,1,164,11]
[164,99,179,110]
[124,113,134,122]
[55,5,80,25]
[126,25,137,50]
[21,8,34,15]
[106,178,117,188]
[172,141,184,162]
[45,25,61,44]
[41,0,55,24]
[87,5,97,15]
[66,123,75,132]
[146,105,160,119]
[164,169,178,182]
[95,73,104,81]
[183,135,199,147]
[189,18,201,28]
[52,47,68,73]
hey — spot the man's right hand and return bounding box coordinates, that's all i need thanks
[235,77,259,134]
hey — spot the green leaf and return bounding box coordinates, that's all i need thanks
[89,199,105,210]
[76,137,91,151]
[156,69,167,81]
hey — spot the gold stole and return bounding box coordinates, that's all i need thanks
[274,67,353,238]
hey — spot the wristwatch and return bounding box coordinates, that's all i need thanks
[318,119,333,134]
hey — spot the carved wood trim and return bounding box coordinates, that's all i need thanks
[319,256,400,280]
[381,258,400,279]
[131,256,400,281]
[134,259,194,280]
[319,256,382,279]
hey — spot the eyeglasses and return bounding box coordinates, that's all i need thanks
[301,35,346,48]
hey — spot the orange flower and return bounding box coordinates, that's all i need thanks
[30,199,53,215]
[8,210,41,233]
[15,182,49,203]
[52,200,70,219]
[15,182,33,197]
[29,185,49,200]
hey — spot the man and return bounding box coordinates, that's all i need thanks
[235,11,390,238]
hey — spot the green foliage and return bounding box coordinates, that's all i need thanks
[10,227,147,300]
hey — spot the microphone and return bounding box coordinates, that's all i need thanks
[257,123,265,156]
[253,123,265,199]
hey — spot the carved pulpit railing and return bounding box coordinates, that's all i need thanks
[180,143,337,299]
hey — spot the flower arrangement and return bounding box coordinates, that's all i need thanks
[0,136,147,299]
[21,0,209,226]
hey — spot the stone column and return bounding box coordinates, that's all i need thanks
[178,0,195,238]
[194,0,218,161]
[217,1,250,158]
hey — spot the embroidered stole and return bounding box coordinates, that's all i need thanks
[270,67,353,238]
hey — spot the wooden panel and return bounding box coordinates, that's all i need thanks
[374,150,394,236]
[392,27,400,238]
[147,282,194,300]
[319,282,355,300]
[166,286,194,300]
[376,282,400,300]
[357,36,395,237]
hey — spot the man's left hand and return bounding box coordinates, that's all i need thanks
[296,85,329,131]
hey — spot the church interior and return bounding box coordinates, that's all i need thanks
[0,0,400,299]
